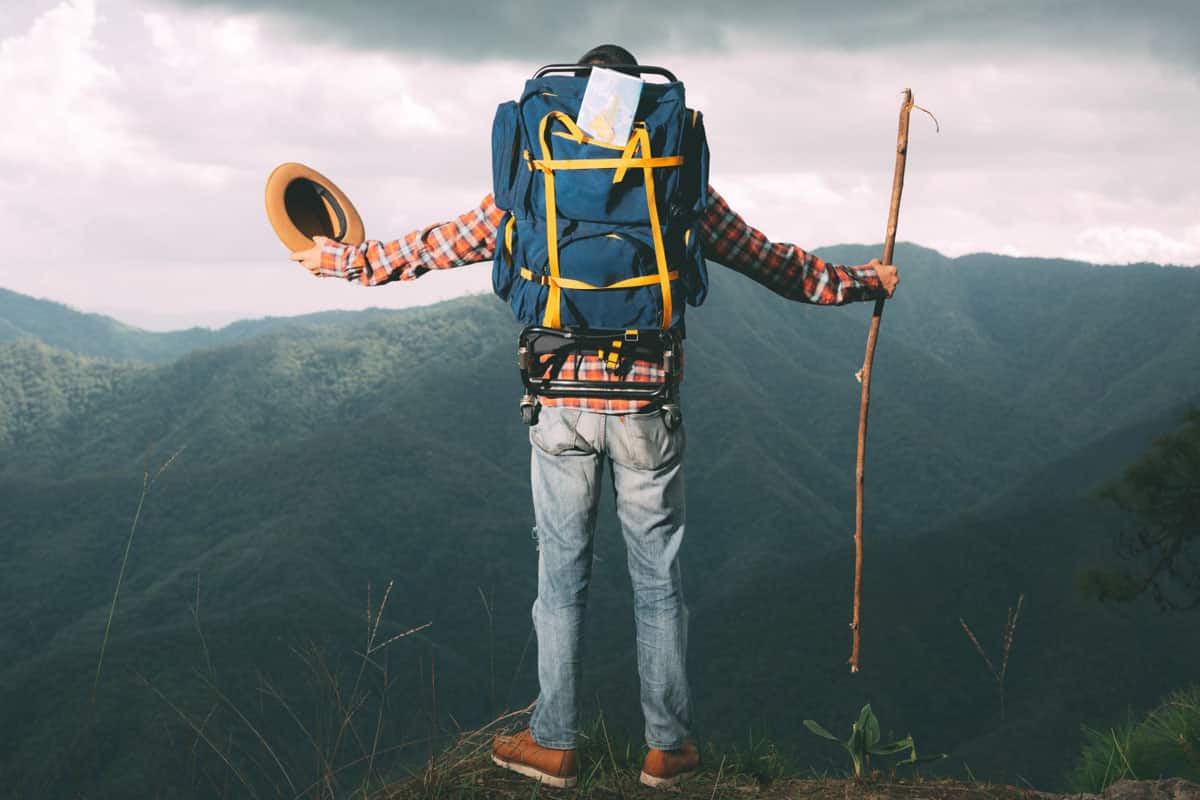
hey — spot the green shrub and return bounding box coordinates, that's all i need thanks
[1068,685,1200,792]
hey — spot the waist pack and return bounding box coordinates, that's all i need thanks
[516,326,683,426]
[490,64,711,331]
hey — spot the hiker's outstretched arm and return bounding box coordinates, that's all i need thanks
[298,195,504,286]
[699,186,889,304]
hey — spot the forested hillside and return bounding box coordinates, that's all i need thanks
[1,246,1197,796]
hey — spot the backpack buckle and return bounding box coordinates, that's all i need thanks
[662,403,681,430]
[520,393,540,426]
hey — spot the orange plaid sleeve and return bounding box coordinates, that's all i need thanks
[318,194,506,285]
[316,186,884,304]
[699,187,886,305]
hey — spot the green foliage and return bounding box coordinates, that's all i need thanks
[1067,685,1200,792]
[703,728,790,785]
[1093,409,1200,610]
[1077,567,1143,603]
[804,704,943,779]
[0,339,136,449]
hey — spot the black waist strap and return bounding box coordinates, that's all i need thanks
[517,326,681,402]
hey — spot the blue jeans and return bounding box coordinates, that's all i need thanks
[527,406,691,751]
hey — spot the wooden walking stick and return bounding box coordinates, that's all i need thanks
[849,89,917,673]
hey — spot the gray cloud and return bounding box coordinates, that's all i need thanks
[2,0,1197,331]
[157,0,1200,70]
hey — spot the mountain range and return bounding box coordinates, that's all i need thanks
[1,245,1198,797]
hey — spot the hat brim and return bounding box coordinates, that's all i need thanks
[265,162,365,252]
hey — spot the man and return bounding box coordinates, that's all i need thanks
[291,44,898,789]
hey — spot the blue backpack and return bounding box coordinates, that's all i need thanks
[490,64,710,331]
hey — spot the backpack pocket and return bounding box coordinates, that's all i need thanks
[552,229,670,328]
[533,127,673,226]
[491,101,523,211]
[492,213,519,300]
[681,109,709,216]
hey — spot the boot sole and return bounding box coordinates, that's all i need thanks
[492,754,578,789]
[639,768,697,788]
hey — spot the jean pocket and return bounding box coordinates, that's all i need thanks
[611,412,685,471]
[529,408,586,456]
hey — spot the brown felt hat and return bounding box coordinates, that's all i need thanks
[265,162,365,252]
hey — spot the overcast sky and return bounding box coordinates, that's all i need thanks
[1,0,1197,329]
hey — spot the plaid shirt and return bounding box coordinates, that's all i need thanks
[318,186,885,412]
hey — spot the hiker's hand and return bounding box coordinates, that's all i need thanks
[870,258,899,297]
[289,236,329,276]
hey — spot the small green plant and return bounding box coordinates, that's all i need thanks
[704,728,789,785]
[804,704,945,780]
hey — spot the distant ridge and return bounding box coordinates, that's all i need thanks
[3,245,1195,362]
[0,286,411,363]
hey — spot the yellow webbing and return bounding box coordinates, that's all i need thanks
[519,267,679,290]
[597,331,640,370]
[627,125,674,329]
[504,216,516,259]
[533,155,683,172]
[605,338,622,369]
[534,111,681,329]
[537,113,567,326]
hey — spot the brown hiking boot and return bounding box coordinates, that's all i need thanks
[640,741,700,788]
[491,729,578,788]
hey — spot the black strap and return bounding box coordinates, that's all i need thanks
[312,183,348,242]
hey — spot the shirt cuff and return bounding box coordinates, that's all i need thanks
[848,263,887,299]
[318,239,363,281]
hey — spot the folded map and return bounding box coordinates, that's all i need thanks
[577,67,644,146]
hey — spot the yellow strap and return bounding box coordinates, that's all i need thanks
[535,115,683,178]
[530,155,683,173]
[537,113,569,326]
[605,339,622,369]
[543,168,562,326]
[520,267,678,291]
[504,216,516,259]
[613,128,645,183]
[540,110,584,143]
[628,126,674,329]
